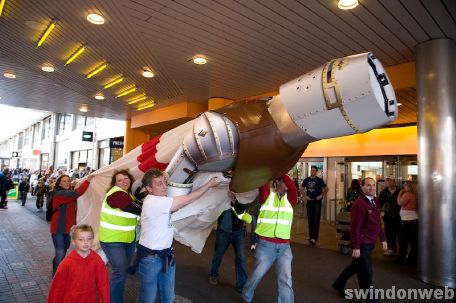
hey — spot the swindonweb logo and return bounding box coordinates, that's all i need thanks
[344,286,454,301]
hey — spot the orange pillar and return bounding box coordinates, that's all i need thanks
[208,97,234,110]
[124,120,150,154]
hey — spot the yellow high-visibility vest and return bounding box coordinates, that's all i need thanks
[255,192,293,240]
[99,186,139,243]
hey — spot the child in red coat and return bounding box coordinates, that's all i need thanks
[48,224,109,303]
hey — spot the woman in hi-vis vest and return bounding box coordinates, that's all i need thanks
[99,170,142,303]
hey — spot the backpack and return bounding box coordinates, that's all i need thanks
[46,191,55,222]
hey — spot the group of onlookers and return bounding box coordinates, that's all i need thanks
[377,177,418,266]
[332,176,418,302]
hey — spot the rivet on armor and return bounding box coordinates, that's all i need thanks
[198,129,208,137]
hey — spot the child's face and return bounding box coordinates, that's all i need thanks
[72,231,93,254]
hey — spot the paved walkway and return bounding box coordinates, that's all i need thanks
[0,196,450,302]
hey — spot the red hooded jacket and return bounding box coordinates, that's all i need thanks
[50,180,90,234]
[47,250,109,303]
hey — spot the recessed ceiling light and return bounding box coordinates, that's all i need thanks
[87,13,105,25]
[338,0,358,10]
[193,55,207,65]
[3,71,16,79]
[95,93,105,100]
[80,103,89,113]
[142,70,154,78]
[41,63,55,73]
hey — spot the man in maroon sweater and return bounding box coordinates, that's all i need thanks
[332,177,387,303]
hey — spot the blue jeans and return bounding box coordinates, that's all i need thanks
[137,255,175,303]
[100,242,136,303]
[51,233,71,276]
[210,229,248,289]
[242,239,294,303]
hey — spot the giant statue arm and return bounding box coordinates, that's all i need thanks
[77,52,397,254]
[165,52,397,197]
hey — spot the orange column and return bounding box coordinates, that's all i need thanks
[124,120,150,154]
[208,97,234,110]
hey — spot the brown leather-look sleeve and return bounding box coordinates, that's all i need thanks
[215,100,306,193]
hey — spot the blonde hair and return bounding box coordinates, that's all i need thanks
[403,181,417,195]
[70,224,94,240]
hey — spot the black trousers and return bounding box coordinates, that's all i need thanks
[0,189,7,207]
[20,191,27,206]
[334,243,375,291]
[383,215,401,252]
[306,199,322,241]
[397,219,418,265]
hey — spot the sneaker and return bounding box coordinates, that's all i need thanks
[250,244,256,251]
[309,239,316,245]
[209,276,218,285]
[383,249,395,256]
[332,282,346,298]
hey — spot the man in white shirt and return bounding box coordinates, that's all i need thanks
[136,168,220,303]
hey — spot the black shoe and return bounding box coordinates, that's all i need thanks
[332,282,345,298]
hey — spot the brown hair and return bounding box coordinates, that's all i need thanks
[54,174,71,191]
[108,169,134,192]
[142,168,164,188]
[361,177,375,186]
[70,224,94,240]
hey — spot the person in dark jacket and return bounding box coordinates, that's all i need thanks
[378,177,401,256]
[19,177,30,206]
[332,177,387,303]
[0,168,9,209]
[48,174,93,276]
[209,192,250,292]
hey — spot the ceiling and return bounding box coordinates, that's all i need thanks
[0,0,454,123]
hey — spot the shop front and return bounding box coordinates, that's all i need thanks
[98,137,124,168]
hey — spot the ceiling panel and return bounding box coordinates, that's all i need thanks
[0,0,454,125]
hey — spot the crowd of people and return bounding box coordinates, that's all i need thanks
[0,166,94,210]
[0,163,419,303]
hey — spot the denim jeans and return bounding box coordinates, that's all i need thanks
[100,242,136,303]
[306,199,322,241]
[242,239,294,303]
[51,233,71,276]
[210,229,247,289]
[137,255,175,303]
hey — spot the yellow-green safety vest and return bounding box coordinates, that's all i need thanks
[99,186,139,243]
[231,207,252,224]
[255,192,293,240]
